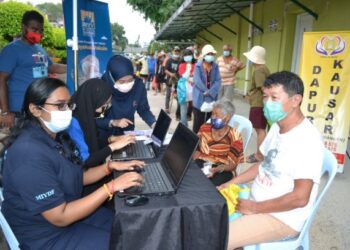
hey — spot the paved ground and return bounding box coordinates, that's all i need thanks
[1,89,349,249]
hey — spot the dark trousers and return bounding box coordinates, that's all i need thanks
[23,207,114,250]
[192,107,212,134]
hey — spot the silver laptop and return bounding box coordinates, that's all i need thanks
[111,109,171,161]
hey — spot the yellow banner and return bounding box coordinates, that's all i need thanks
[300,31,350,172]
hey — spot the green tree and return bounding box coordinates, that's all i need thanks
[0,1,53,47]
[35,2,63,22]
[110,22,128,51]
[127,0,184,30]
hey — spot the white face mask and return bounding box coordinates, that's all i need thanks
[114,80,135,93]
[40,108,72,133]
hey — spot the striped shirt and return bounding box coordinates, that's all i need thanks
[194,124,244,174]
[217,56,244,86]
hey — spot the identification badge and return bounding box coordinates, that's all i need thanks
[32,66,48,78]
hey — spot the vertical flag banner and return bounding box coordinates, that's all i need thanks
[63,0,112,93]
[299,31,350,172]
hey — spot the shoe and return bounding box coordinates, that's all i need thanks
[245,153,260,163]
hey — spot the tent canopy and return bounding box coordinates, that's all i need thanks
[154,0,261,41]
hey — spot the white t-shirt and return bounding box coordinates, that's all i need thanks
[251,118,324,231]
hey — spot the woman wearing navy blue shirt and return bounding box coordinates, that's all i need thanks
[97,55,156,137]
[2,78,144,249]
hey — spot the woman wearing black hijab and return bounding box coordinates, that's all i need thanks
[97,55,156,138]
[67,78,140,169]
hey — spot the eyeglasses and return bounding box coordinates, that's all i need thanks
[44,102,76,111]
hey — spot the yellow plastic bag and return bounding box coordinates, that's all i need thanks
[220,184,250,221]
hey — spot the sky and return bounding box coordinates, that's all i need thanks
[11,0,156,45]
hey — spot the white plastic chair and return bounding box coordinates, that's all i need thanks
[228,114,253,152]
[0,188,21,250]
[244,149,338,250]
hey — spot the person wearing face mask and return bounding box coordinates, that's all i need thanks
[98,55,156,138]
[68,78,137,169]
[220,71,324,249]
[193,99,243,186]
[192,44,221,133]
[164,46,181,119]
[243,45,271,163]
[1,78,144,249]
[217,44,245,101]
[0,11,66,129]
[177,49,196,126]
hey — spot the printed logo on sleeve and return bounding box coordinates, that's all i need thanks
[35,189,55,201]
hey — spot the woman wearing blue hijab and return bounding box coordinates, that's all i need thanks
[97,55,156,137]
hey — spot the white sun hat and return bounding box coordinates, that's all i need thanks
[200,44,217,57]
[243,46,266,64]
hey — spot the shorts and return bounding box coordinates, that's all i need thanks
[249,107,267,129]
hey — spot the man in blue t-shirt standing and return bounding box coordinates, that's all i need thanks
[0,10,66,128]
[146,52,156,91]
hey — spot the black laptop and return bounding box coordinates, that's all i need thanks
[120,123,199,196]
[112,109,171,161]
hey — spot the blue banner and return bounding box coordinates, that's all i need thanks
[63,0,112,93]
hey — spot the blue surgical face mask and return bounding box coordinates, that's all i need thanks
[211,118,226,130]
[223,50,231,57]
[263,101,287,123]
[184,55,193,62]
[204,55,215,63]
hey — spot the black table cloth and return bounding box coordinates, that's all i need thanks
[109,163,228,250]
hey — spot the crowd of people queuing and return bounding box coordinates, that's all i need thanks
[0,10,325,250]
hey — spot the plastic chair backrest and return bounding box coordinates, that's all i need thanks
[0,189,21,250]
[228,114,253,152]
[244,149,338,250]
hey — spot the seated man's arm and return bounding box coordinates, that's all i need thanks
[219,162,260,188]
[238,179,313,215]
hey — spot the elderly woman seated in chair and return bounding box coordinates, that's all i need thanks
[193,99,244,186]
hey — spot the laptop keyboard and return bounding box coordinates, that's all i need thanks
[116,141,153,159]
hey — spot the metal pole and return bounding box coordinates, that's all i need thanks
[244,2,254,96]
[73,0,79,91]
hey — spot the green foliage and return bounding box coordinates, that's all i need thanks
[0,1,53,47]
[127,0,184,30]
[148,40,172,54]
[46,47,67,64]
[51,27,66,49]
[110,22,128,51]
[35,2,63,22]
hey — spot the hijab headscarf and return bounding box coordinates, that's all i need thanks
[102,55,134,86]
[71,78,112,153]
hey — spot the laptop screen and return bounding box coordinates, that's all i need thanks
[151,109,172,147]
[162,123,199,187]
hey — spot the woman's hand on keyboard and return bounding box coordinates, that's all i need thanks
[109,134,136,151]
[111,172,144,193]
[110,160,145,171]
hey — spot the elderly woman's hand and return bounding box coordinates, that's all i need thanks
[208,164,226,178]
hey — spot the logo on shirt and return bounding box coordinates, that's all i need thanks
[81,10,95,37]
[257,149,281,186]
[35,189,55,201]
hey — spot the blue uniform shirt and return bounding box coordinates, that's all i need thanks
[96,78,156,136]
[1,123,83,249]
[0,40,53,112]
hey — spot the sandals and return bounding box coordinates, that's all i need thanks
[245,153,260,163]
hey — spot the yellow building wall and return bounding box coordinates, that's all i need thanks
[195,0,350,93]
